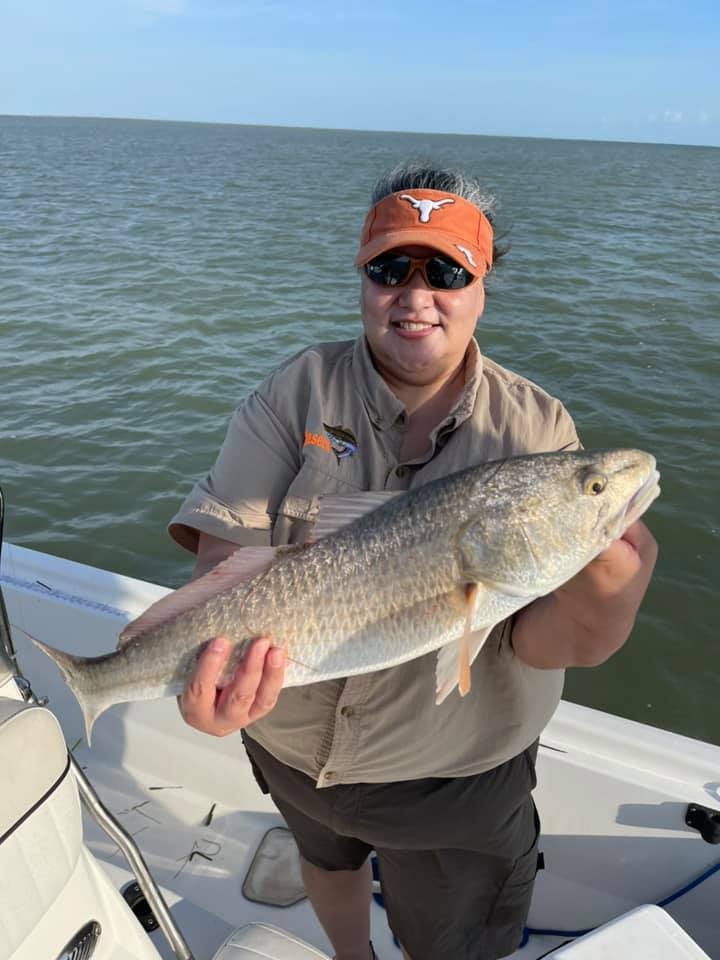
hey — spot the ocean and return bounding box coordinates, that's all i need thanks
[1,115,718,744]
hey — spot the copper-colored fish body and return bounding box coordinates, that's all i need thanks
[34,449,660,742]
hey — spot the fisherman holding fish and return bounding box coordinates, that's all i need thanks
[50,162,658,960]
[163,163,659,960]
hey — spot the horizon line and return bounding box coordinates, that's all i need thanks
[1,111,718,150]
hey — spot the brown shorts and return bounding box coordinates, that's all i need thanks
[242,734,541,960]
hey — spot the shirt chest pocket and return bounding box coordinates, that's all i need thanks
[272,451,365,547]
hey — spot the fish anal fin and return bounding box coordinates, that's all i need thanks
[117,546,278,648]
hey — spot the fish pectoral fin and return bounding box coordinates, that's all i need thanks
[457,583,478,697]
[435,592,496,706]
[117,546,278,648]
[312,492,403,540]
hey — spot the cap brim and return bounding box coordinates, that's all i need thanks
[354,229,487,276]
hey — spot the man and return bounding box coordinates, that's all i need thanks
[169,163,657,960]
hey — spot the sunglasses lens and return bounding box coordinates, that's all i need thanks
[426,257,474,290]
[365,254,475,289]
[365,255,411,286]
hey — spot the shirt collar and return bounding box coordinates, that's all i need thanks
[450,336,483,425]
[352,336,406,429]
[352,335,484,431]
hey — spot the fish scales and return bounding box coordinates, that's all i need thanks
[237,478,472,646]
[66,472,473,703]
[31,449,661,743]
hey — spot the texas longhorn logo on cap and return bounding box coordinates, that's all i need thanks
[354,188,494,275]
[400,194,455,223]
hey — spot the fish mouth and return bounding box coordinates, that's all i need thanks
[612,465,661,537]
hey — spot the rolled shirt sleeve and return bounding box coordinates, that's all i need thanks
[169,388,301,553]
[552,400,582,452]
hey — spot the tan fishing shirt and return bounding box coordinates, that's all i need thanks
[169,336,580,787]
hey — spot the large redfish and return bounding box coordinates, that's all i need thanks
[34,449,660,743]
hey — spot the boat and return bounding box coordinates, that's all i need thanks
[1,536,719,960]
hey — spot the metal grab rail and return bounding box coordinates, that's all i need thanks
[0,486,195,960]
[0,491,18,684]
[70,752,194,960]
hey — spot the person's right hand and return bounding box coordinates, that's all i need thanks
[179,636,285,736]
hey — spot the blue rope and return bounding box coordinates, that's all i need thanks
[520,858,720,947]
[371,855,720,951]
[658,858,720,907]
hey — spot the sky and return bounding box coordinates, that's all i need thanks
[1,0,718,146]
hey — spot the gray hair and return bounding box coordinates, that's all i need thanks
[369,160,509,263]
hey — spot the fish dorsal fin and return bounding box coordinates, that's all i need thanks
[117,546,278,647]
[313,492,403,540]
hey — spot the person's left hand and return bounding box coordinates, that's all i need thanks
[513,519,658,669]
[558,519,657,616]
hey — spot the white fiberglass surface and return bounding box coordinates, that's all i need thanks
[1,543,719,960]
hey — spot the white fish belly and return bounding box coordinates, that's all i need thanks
[281,586,526,686]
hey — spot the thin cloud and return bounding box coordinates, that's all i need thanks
[662,109,683,123]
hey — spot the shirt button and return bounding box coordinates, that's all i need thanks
[340,706,355,718]
[324,771,336,781]
[395,465,407,478]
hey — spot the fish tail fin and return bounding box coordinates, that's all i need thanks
[32,639,105,746]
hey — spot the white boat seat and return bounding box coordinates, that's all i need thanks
[0,673,24,703]
[0,697,161,960]
[215,922,331,960]
[551,904,711,958]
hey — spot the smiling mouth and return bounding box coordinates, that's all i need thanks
[393,320,439,331]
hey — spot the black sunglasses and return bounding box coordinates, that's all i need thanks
[364,253,477,291]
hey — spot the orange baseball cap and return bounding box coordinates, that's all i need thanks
[355,188,493,277]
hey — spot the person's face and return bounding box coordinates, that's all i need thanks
[360,245,486,387]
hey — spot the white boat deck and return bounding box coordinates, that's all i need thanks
[2,542,719,960]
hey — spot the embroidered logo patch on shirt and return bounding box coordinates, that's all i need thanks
[303,425,358,460]
[323,424,358,460]
[303,431,332,454]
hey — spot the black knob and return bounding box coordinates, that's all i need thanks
[686,803,720,844]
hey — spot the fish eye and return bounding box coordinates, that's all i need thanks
[582,471,608,496]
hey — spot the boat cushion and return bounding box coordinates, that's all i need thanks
[0,698,82,958]
[214,923,331,960]
[0,698,71,841]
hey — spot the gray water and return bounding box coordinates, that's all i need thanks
[1,116,718,745]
